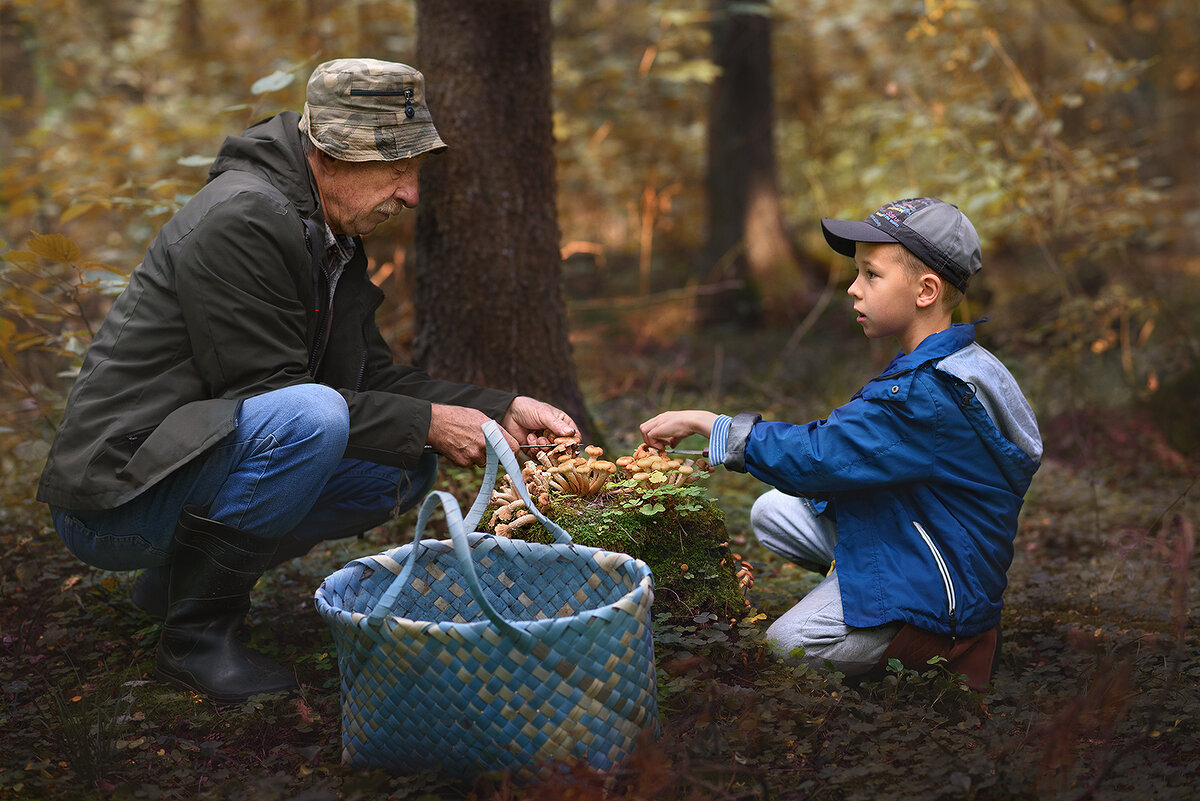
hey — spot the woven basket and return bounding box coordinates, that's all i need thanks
[314,421,658,782]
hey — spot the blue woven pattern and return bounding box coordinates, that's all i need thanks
[313,422,658,781]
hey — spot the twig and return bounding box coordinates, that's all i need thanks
[0,349,56,426]
[568,279,744,312]
[769,264,840,381]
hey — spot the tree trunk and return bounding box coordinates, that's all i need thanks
[699,0,822,326]
[175,0,206,60]
[0,1,38,239]
[413,1,593,440]
[0,3,36,161]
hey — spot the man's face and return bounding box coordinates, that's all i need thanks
[315,153,428,237]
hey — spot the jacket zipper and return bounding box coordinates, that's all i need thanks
[303,223,331,377]
[125,426,156,452]
[307,306,328,376]
[354,347,367,391]
[912,521,957,639]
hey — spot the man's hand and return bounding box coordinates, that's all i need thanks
[500,397,578,446]
[427,404,520,467]
[639,410,718,451]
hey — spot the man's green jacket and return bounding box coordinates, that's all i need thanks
[37,111,515,511]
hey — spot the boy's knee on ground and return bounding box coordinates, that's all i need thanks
[766,618,898,676]
[765,580,901,676]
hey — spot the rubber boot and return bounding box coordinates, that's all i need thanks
[155,506,297,704]
[131,565,169,619]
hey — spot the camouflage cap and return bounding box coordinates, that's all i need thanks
[298,58,447,162]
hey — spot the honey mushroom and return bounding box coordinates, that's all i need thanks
[718,545,756,594]
[733,553,755,592]
[489,435,706,536]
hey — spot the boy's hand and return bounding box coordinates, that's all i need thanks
[640,410,718,450]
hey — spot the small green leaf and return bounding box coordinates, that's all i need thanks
[177,154,215,168]
[251,70,295,94]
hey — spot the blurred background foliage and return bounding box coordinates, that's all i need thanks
[2,0,1199,511]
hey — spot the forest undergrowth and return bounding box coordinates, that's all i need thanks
[1,306,1197,801]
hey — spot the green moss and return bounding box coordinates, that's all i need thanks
[484,490,748,620]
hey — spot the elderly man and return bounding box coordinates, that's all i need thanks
[37,59,577,703]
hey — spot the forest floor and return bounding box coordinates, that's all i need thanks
[1,297,1197,801]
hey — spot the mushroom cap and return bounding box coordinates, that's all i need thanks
[585,444,604,457]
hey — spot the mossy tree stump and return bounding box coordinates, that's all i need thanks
[483,491,748,621]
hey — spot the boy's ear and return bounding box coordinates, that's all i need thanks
[915,272,942,309]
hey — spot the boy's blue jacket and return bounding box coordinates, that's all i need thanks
[727,323,1041,637]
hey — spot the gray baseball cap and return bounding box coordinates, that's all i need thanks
[298,58,447,162]
[821,197,981,292]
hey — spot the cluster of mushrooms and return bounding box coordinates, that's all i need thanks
[488,436,709,537]
[615,442,701,489]
[724,550,755,593]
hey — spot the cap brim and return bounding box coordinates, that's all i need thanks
[820,218,901,258]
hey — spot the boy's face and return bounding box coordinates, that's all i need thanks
[847,242,926,347]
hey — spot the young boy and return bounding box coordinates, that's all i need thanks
[641,197,1042,687]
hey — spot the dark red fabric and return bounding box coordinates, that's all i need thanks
[870,624,999,690]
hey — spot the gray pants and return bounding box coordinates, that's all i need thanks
[751,489,902,675]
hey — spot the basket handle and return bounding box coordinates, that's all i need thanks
[462,419,573,545]
[367,490,531,648]
[365,420,570,647]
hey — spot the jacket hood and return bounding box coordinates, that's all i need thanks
[207,111,320,219]
[859,320,1041,492]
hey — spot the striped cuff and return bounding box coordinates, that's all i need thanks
[709,414,733,465]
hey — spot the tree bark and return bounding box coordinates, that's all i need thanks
[413,1,593,440]
[0,2,36,157]
[174,0,206,60]
[699,0,822,326]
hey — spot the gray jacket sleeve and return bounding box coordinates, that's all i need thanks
[722,412,762,473]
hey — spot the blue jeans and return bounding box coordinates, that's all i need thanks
[51,384,438,571]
